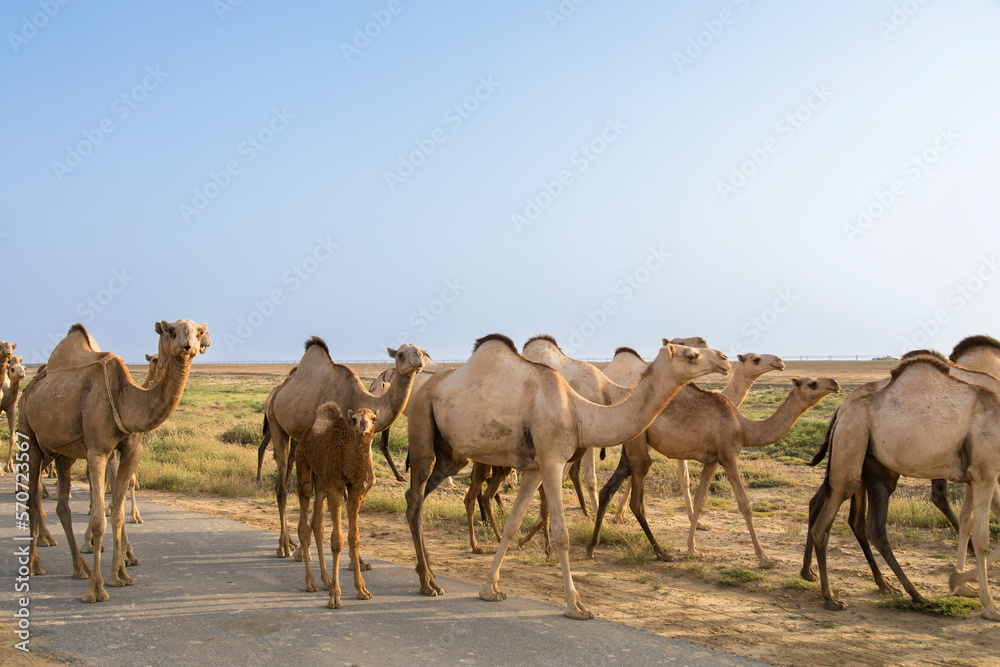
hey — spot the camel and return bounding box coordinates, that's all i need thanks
[255,365,298,483]
[367,350,448,481]
[265,336,426,557]
[21,320,208,603]
[800,347,1000,601]
[2,355,26,475]
[405,334,729,619]
[589,375,838,568]
[807,356,1000,620]
[608,351,785,525]
[295,404,379,608]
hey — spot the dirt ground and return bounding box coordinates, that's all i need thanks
[12,360,1000,666]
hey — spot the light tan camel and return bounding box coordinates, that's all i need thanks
[295,404,378,609]
[367,350,448,481]
[809,356,1000,620]
[21,320,207,602]
[2,355,26,475]
[266,336,425,557]
[589,376,839,568]
[255,365,297,483]
[609,351,785,524]
[405,334,729,619]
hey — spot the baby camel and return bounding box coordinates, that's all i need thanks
[295,404,379,609]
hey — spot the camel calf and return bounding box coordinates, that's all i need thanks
[295,403,379,609]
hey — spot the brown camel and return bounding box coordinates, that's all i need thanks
[367,349,448,481]
[609,351,785,525]
[295,404,378,608]
[808,356,1000,620]
[405,334,729,619]
[2,354,26,475]
[266,336,425,557]
[21,320,207,602]
[589,376,839,568]
[255,365,298,483]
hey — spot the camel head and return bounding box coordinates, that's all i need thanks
[649,344,730,383]
[387,343,426,378]
[419,351,448,374]
[199,329,211,355]
[665,337,708,349]
[790,377,841,405]
[0,340,15,362]
[8,355,25,380]
[737,353,785,378]
[143,353,161,383]
[347,408,379,439]
[155,320,209,361]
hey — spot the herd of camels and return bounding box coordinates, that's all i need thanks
[5,321,1000,621]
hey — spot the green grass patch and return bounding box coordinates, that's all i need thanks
[782,578,816,591]
[718,566,766,587]
[876,594,982,618]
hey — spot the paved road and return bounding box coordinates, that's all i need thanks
[1,475,766,666]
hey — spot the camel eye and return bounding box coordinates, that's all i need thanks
[809,381,817,389]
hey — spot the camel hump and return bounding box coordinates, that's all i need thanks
[613,346,643,359]
[949,334,1000,362]
[888,355,952,383]
[45,324,106,369]
[472,333,519,355]
[523,334,560,351]
[304,336,331,357]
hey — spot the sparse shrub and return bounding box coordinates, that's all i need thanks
[876,594,981,618]
[221,420,261,446]
[719,566,766,587]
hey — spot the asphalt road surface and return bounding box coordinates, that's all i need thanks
[1,474,766,666]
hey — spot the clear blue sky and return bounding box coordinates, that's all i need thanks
[5,1,999,364]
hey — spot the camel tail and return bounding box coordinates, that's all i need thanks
[808,409,839,467]
[256,415,270,481]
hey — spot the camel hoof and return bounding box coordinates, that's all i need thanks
[110,574,134,587]
[949,570,975,591]
[479,585,506,602]
[83,588,110,603]
[31,561,47,576]
[608,516,627,525]
[81,545,93,555]
[276,546,292,558]
[759,557,776,570]
[393,474,406,483]
[420,583,443,597]
[37,534,57,547]
[292,547,304,562]
[471,546,483,554]
[657,552,675,563]
[979,608,1000,622]
[126,555,141,567]
[586,546,596,559]
[3,461,12,473]
[356,589,372,600]
[696,522,711,531]
[564,607,594,620]
[954,582,978,598]
[326,599,343,609]
[824,598,847,611]
[800,567,817,582]
[877,582,902,596]
[132,515,143,524]
[359,560,372,572]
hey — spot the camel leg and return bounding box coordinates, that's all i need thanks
[313,490,330,590]
[587,445,632,557]
[518,487,553,557]
[843,482,897,595]
[685,461,718,560]
[610,478,631,524]
[799,483,826,581]
[379,427,405,482]
[719,455,774,568]
[405,402,447,598]
[677,459,710,531]
[82,451,110,602]
[271,423,296,558]
[465,462,488,554]
[104,450,119,518]
[582,448,599,518]
[26,429,51,576]
[479,466,510,542]
[949,482,1000,596]
[346,481,372,601]
[967,478,1000,621]
[3,405,15,473]
[296,459,318,593]
[129,473,142,524]
[567,459,589,517]
[326,484,345,609]
[809,477,857,611]
[480,469,542,603]
[863,464,924,603]
[108,443,141,587]
[930,478,961,532]
[51,456,90,579]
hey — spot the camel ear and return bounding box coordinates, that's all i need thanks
[737,354,747,362]
[374,410,381,421]
[662,338,669,347]
[791,378,802,387]
[155,320,172,335]
[9,343,15,350]
[145,354,152,361]
[387,347,397,359]
[347,408,355,419]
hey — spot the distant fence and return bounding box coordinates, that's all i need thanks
[172,354,898,366]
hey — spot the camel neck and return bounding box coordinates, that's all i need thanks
[118,352,191,434]
[575,366,685,448]
[720,365,756,407]
[738,390,810,447]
